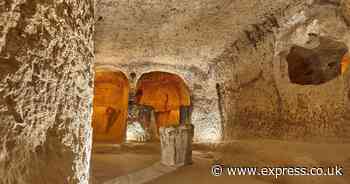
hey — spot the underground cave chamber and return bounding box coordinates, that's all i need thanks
[92,70,192,143]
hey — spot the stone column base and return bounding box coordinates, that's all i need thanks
[159,124,194,167]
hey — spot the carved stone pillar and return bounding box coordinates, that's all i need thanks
[149,108,159,140]
[159,124,194,167]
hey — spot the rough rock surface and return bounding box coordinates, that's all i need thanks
[94,0,306,143]
[286,37,348,85]
[342,0,350,26]
[0,0,94,183]
[219,1,350,142]
[95,0,350,143]
[1,0,350,182]
[160,124,194,167]
[126,121,150,142]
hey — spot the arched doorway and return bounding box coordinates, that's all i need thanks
[92,70,129,144]
[135,72,191,138]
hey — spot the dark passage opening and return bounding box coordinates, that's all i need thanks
[286,37,348,85]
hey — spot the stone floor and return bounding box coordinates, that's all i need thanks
[104,162,177,184]
[90,142,161,184]
[91,140,350,184]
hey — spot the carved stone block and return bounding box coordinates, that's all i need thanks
[159,124,194,167]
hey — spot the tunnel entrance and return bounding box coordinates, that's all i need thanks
[134,72,191,139]
[92,70,129,144]
[286,37,348,85]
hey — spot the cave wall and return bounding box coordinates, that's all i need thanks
[342,0,350,26]
[215,22,281,140]
[0,0,94,183]
[94,0,303,143]
[272,2,350,142]
[218,1,350,142]
[94,0,350,143]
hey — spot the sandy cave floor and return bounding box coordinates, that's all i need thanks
[91,140,350,184]
[90,142,161,183]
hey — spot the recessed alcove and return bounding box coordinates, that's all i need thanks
[92,70,129,144]
[286,37,348,85]
[135,72,191,133]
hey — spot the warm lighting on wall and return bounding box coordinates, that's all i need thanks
[341,53,349,74]
[92,71,129,144]
[136,72,190,129]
